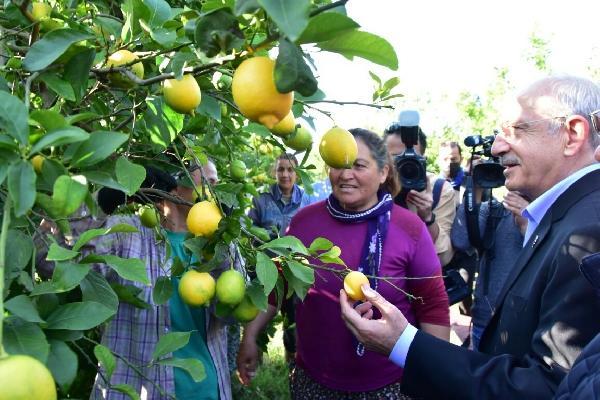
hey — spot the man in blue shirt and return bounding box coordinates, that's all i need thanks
[340,75,600,399]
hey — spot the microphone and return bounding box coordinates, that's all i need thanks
[398,110,420,127]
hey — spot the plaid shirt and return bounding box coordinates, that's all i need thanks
[45,213,235,400]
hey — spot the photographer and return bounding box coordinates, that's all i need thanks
[384,110,456,267]
[451,146,529,348]
[437,141,465,206]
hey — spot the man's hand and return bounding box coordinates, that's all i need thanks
[406,190,434,222]
[339,285,408,356]
[236,336,260,386]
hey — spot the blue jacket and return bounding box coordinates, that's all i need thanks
[554,333,600,399]
[248,184,312,238]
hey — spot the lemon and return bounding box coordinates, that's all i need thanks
[0,354,57,400]
[270,111,297,137]
[343,271,370,301]
[283,126,312,152]
[233,296,260,322]
[319,126,358,169]
[232,57,293,129]
[139,206,159,228]
[179,270,216,307]
[186,201,222,237]
[162,74,202,115]
[106,50,144,87]
[216,269,246,306]
[31,2,52,21]
[31,155,45,173]
[230,160,247,181]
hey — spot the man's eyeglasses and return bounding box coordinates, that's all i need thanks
[590,109,600,133]
[500,115,569,132]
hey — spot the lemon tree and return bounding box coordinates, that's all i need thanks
[0,0,400,397]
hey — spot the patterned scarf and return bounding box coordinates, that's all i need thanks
[326,190,393,356]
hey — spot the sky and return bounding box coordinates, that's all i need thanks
[306,0,600,141]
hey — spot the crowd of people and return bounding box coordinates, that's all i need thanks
[35,74,599,400]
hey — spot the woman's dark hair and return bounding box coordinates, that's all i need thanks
[348,128,400,196]
[97,166,177,214]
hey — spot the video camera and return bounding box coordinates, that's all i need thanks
[389,110,427,192]
[464,132,505,189]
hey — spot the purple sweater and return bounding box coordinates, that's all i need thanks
[287,201,449,392]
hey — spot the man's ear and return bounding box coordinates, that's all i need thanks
[563,115,591,157]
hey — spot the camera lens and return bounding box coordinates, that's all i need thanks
[399,161,420,180]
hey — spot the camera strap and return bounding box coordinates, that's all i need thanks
[431,178,445,210]
[464,175,484,250]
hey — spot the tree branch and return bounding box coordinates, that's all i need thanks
[302,99,394,110]
[309,0,349,17]
[138,188,193,207]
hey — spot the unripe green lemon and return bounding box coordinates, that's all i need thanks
[233,296,260,322]
[215,269,246,306]
[230,160,247,181]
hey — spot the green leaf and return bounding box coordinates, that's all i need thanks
[0,92,29,146]
[153,276,173,305]
[39,72,76,101]
[158,358,206,382]
[112,384,141,400]
[52,175,88,217]
[194,9,244,57]
[5,229,33,276]
[152,332,191,361]
[46,243,80,261]
[38,158,69,191]
[64,48,96,103]
[234,0,260,15]
[369,70,382,85]
[197,94,221,122]
[280,266,308,300]
[257,0,309,42]
[73,223,138,251]
[111,283,152,309]
[94,344,117,380]
[80,271,119,311]
[317,30,398,70]
[297,12,359,44]
[45,301,116,330]
[246,280,268,311]
[3,316,50,362]
[382,76,401,91]
[83,171,129,193]
[275,38,318,96]
[51,262,91,292]
[23,28,93,71]
[70,131,128,167]
[84,254,150,285]
[260,236,308,254]
[4,295,45,323]
[256,252,278,295]
[308,237,333,253]
[30,127,89,155]
[143,97,183,150]
[47,340,78,392]
[115,157,146,196]
[29,109,69,132]
[65,112,100,125]
[286,260,314,284]
[142,0,172,27]
[8,160,37,217]
[318,245,345,265]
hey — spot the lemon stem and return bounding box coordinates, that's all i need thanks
[0,196,12,358]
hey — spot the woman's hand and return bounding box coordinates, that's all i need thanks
[236,336,260,386]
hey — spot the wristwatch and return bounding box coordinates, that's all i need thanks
[424,213,436,226]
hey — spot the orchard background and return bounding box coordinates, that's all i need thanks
[0,0,401,398]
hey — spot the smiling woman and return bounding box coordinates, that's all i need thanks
[237,128,450,399]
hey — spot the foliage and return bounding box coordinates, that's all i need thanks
[0,0,397,398]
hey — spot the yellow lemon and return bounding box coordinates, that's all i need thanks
[232,57,293,129]
[0,354,57,400]
[319,126,358,169]
[343,271,370,301]
[31,2,52,21]
[106,50,144,87]
[283,126,312,152]
[215,269,246,306]
[186,201,222,237]
[179,270,216,307]
[270,110,297,137]
[162,74,202,115]
[31,155,45,173]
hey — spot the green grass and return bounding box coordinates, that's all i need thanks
[232,324,291,400]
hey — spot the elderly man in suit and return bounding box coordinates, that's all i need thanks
[340,75,600,399]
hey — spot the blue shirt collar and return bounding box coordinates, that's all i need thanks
[522,163,600,245]
[270,183,304,204]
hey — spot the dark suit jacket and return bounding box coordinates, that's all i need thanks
[402,169,600,399]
